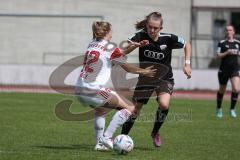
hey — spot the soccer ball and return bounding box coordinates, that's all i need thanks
[113,134,134,154]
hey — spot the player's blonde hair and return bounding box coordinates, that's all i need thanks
[135,12,163,30]
[92,21,112,40]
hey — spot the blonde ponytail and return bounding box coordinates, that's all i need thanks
[92,21,111,40]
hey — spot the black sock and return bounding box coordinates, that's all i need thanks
[121,115,137,135]
[217,92,224,109]
[151,108,169,136]
[231,92,238,110]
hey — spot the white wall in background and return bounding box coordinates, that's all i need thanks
[0,64,232,91]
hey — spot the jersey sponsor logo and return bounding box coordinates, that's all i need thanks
[160,45,167,50]
[144,50,165,60]
[177,36,185,45]
[228,49,239,55]
[225,45,229,48]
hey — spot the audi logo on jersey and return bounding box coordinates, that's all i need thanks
[144,50,165,60]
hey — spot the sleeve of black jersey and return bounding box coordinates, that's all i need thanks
[216,42,222,54]
[170,34,186,49]
[128,32,142,43]
[237,41,240,52]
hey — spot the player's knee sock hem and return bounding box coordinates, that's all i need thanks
[104,109,132,138]
[121,116,137,135]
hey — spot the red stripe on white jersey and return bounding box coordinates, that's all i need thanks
[99,91,109,99]
[110,48,123,60]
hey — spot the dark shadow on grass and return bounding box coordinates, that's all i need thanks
[33,144,93,151]
[33,144,155,154]
[109,146,155,157]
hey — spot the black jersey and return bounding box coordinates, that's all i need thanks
[129,29,186,82]
[217,39,240,70]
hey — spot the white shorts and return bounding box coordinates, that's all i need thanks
[76,87,115,107]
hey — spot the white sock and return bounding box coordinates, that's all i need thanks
[94,114,106,143]
[104,109,132,138]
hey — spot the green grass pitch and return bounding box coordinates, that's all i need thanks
[0,92,239,160]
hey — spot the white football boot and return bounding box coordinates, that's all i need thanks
[94,142,109,151]
[99,136,113,149]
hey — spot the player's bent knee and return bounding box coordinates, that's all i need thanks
[232,88,239,93]
[159,103,169,110]
[95,108,104,115]
[133,109,141,116]
[126,105,135,113]
[219,88,226,93]
[219,85,227,93]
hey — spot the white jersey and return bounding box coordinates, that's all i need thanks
[76,39,125,107]
[75,39,125,107]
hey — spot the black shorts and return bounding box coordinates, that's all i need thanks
[132,78,174,104]
[218,68,240,85]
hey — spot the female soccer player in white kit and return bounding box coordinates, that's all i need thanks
[75,21,156,150]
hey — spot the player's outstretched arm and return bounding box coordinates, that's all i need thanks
[120,62,156,77]
[217,50,232,59]
[183,42,192,79]
[123,40,149,55]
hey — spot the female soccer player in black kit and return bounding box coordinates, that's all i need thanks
[121,12,192,147]
[216,25,240,118]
